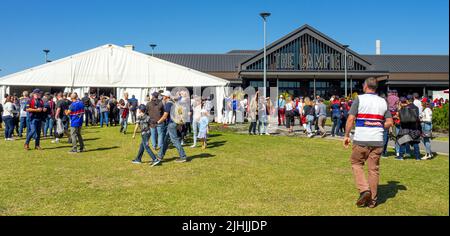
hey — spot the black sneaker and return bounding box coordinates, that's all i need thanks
[356,191,372,207]
[68,150,78,154]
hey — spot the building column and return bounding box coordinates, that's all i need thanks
[313,76,316,98]
[350,76,353,96]
[423,86,426,97]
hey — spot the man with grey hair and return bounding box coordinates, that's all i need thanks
[344,77,394,208]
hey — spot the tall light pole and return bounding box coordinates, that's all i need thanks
[260,12,270,99]
[343,45,349,98]
[149,44,157,56]
[43,49,50,63]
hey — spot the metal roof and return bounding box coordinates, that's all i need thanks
[362,55,449,73]
[153,53,252,72]
[153,53,449,74]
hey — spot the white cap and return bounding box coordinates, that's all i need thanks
[161,91,171,97]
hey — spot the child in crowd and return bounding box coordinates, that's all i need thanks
[198,109,209,150]
[132,105,159,165]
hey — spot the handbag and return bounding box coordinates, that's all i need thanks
[422,130,432,138]
[397,134,413,145]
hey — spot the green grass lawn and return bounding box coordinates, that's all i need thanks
[0,125,448,216]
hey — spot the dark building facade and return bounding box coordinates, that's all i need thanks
[154,25,449,99]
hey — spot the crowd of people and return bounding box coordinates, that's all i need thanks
[0,89,214,166]
[217,87,448,161]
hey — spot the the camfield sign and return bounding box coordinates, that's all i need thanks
[272,52,355,71]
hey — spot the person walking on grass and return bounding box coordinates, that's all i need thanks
[118,93,130,134]
[343,77,393,208]
[24,89,46,150]
[66,93,85,153]
[147,92,164,150]
[132,105,158,165]
[155,91,188,165]
[198,109,209,149]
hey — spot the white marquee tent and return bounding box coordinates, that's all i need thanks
[0,44,229,121]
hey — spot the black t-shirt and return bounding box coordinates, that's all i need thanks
[81,96,91,107]
[56,99,68,118]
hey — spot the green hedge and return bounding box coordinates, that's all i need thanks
[433,104,449,132]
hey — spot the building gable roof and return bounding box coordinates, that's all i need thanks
[240,24,372,69]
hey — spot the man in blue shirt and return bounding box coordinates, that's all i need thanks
[24,89,46,150]
[66,93,85,153]
[128,95,139,124]
[155,91,187,165]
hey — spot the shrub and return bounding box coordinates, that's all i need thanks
[433,104,449,132]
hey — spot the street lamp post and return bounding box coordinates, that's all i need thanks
[149,44,157,56]
[43,49,50,63]
[260,12,271,99]
[343,45,349,98]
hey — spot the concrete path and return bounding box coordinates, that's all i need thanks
[264,121,449,156]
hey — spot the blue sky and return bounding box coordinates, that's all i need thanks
[0,0,448,76]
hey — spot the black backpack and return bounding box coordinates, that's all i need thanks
[399,107,418,123]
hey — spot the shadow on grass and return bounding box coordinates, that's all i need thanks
[205,140,227,149]
[83,146,120,153]
[377,181,407,206]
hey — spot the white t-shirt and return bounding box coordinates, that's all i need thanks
[421,107,432,123]
[192,104,202,122]
[413,99,423,114]
[2,102,14,117]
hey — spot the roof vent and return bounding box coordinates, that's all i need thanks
[124,45,135,51]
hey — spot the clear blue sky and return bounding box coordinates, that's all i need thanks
[0,0,448,76]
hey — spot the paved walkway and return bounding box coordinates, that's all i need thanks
[264,121,449,155]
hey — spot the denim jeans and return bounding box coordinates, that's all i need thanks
[331,114,341,136]
[158,122,187,160]
[248,122,257,134]
[150,124,164,149]
[134,132,157,162]
[100,111,109,127]
[2,116,14,138]
[25,118,42,147]
[120,114,129,132]
[18,117,29,137]
[422,122,432,154]
[400,142,420,159]
[43,117,54,137]
[382,128,389,155]
[258,114,268,134]
[191,121,200,145]
[306,115,315,134]
[84,107,92,126]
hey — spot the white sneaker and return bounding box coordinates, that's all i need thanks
[52,139,60,144]
[190,144,196,148]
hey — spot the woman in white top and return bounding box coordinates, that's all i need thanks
[2,96,16,140]
[420,102,433,160]
[190,97,203,148]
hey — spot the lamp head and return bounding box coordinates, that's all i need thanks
[259,12,271,20]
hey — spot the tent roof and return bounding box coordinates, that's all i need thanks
[0,44,229,88]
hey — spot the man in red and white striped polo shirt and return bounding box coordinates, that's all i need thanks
[344,77,394,208]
